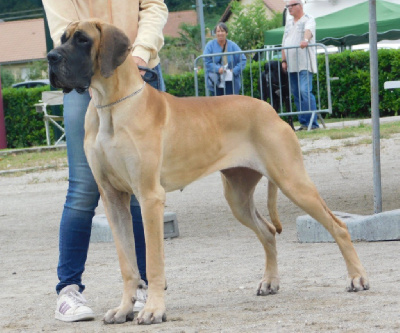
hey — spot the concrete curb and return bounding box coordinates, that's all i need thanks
[0,144,66,157]
[323,115,400,129]
[296,210,400,243]
[90,212,180,243]
[0,164,66,175]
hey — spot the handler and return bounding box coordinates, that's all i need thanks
[42,0,168,322]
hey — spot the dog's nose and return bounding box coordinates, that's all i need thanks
[47,50,63,64]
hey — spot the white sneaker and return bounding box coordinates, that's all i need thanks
[133,280,148,313]
[55,285,95,322]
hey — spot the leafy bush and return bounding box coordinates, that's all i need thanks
[165,71,203,97]
[2,86,56,148]
[317,49,400,118]
[0,67,17,88]
[228,0,283,50]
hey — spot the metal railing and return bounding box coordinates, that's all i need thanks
[194,44,333,130]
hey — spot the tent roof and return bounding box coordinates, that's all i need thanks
[264,0,400,47]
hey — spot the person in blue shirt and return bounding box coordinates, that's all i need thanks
[203,22,247,96]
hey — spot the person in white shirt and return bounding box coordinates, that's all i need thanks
[282,0,319,130]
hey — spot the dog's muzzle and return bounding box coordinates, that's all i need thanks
[47,49,91,94]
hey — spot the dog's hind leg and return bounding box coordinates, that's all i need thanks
[254,124,369,291]
[221,167,280,295]
[273,171,369,292]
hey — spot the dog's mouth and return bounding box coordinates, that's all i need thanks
[49,64,91,94]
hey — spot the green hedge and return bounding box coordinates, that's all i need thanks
[316,49,400,118]
[2,49,400,148]
[2,86,54,148]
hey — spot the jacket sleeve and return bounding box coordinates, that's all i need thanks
[131,0,168,64]
[42,0,80,47]
[203,41,221,73]
[231,42,246,76]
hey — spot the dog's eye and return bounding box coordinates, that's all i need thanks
[74,31,89,45]
[77,35,89,44]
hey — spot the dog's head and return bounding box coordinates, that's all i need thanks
[47,20,131,93]
[264,61,286,86]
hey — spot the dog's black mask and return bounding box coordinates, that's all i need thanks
[47,29,94,94]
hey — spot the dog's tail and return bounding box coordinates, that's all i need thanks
[268,180,282,234]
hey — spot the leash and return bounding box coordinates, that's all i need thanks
[138,66,159,89]
[94,82,146,109]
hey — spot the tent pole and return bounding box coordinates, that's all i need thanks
[369,0,382,213]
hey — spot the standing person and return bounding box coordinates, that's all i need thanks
[203,22,247,96]
[42,0,168,322]
[282,0,319,130]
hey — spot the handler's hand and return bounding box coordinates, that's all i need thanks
[133,56,147,76]
[300,40,309,49]
[282,61,287,72]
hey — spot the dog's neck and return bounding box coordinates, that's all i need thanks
[90,55,145,108]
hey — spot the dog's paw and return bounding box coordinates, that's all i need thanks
[346,274,370,292]
[137,297,166,325]
[137,310,167,325]
[257,278,280,296]
[103,307,134,324]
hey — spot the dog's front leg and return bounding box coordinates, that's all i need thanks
[98,184,141,324]
[137,185,167,325]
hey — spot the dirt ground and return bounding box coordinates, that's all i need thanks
[1,134,400,333]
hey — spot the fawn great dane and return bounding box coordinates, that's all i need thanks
[47,20,369,325]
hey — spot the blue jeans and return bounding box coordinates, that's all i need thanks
[56,64,165,294]
[289,70,319,128]
[216,81,233,96]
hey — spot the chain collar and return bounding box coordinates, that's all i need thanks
[94,82,146,109]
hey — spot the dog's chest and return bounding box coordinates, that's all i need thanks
[88,129,138,193]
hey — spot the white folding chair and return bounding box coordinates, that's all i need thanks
[34,91,65,146]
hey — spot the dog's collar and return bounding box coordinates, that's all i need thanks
[94,82,146,109]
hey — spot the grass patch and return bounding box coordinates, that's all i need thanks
[0,149,67,172]
[329,132,356,140]
[295,121,400,140]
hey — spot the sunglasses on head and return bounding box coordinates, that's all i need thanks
[286,3,300,9]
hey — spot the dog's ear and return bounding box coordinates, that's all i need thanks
[97,22,131,78]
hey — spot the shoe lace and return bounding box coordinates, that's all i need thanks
[67,289,87,306]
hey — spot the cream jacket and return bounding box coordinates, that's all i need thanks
[42,0,168,68]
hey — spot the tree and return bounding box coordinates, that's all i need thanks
[177,23,203,55]
[0,0,43,21]
[164,0,192,11]
[227,0,283,50]
[160,22,206,74]
[25,60,48,80]
[0,67,17,87]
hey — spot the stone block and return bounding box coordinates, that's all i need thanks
[296,210,400,243]
[91,212,179,243]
